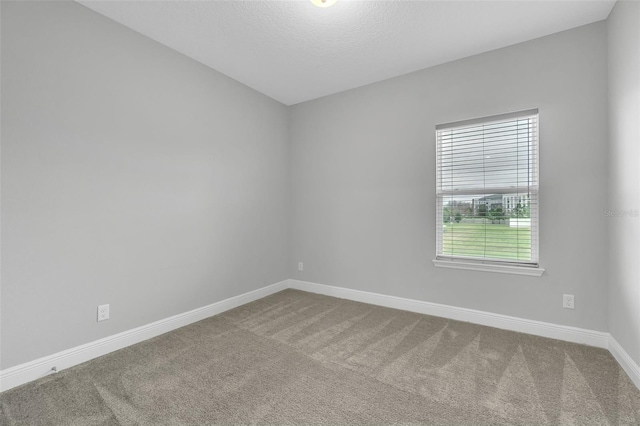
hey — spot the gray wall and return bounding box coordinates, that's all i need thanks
[2,0,630,372]
[607,0,640,365]
[1,1,290,369]
[290,22,610,332]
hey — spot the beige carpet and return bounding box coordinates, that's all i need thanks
[1,289,639,425]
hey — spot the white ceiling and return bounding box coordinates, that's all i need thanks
[77,0,616,106]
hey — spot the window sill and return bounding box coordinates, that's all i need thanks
[432,259,545,277]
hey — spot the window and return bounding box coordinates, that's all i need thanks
[434,109,543,276]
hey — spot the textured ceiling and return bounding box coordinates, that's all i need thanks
[77,0,615,105]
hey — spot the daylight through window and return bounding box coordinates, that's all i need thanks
[435,109,539,266]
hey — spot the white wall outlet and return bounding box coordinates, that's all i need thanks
[562,294,575,309]
[97,304,110,321]
[298,262,304,271]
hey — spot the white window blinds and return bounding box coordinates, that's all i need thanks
[436,109,539,266]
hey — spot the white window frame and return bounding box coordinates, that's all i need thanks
[432,109,544,277]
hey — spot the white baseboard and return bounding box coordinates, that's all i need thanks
[3,278,638,394]
[609,336,640,390]
[0,280,288,393]
[288,279,610,349]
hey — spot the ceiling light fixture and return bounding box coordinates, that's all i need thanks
[310,0,337,8]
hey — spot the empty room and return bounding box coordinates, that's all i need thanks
[1,0,639,423]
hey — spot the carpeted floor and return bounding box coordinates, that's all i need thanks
[1,289,639,425]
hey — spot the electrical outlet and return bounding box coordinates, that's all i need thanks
[298,262,304,271]
[97,304,110,321]
[562,294,574,309]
